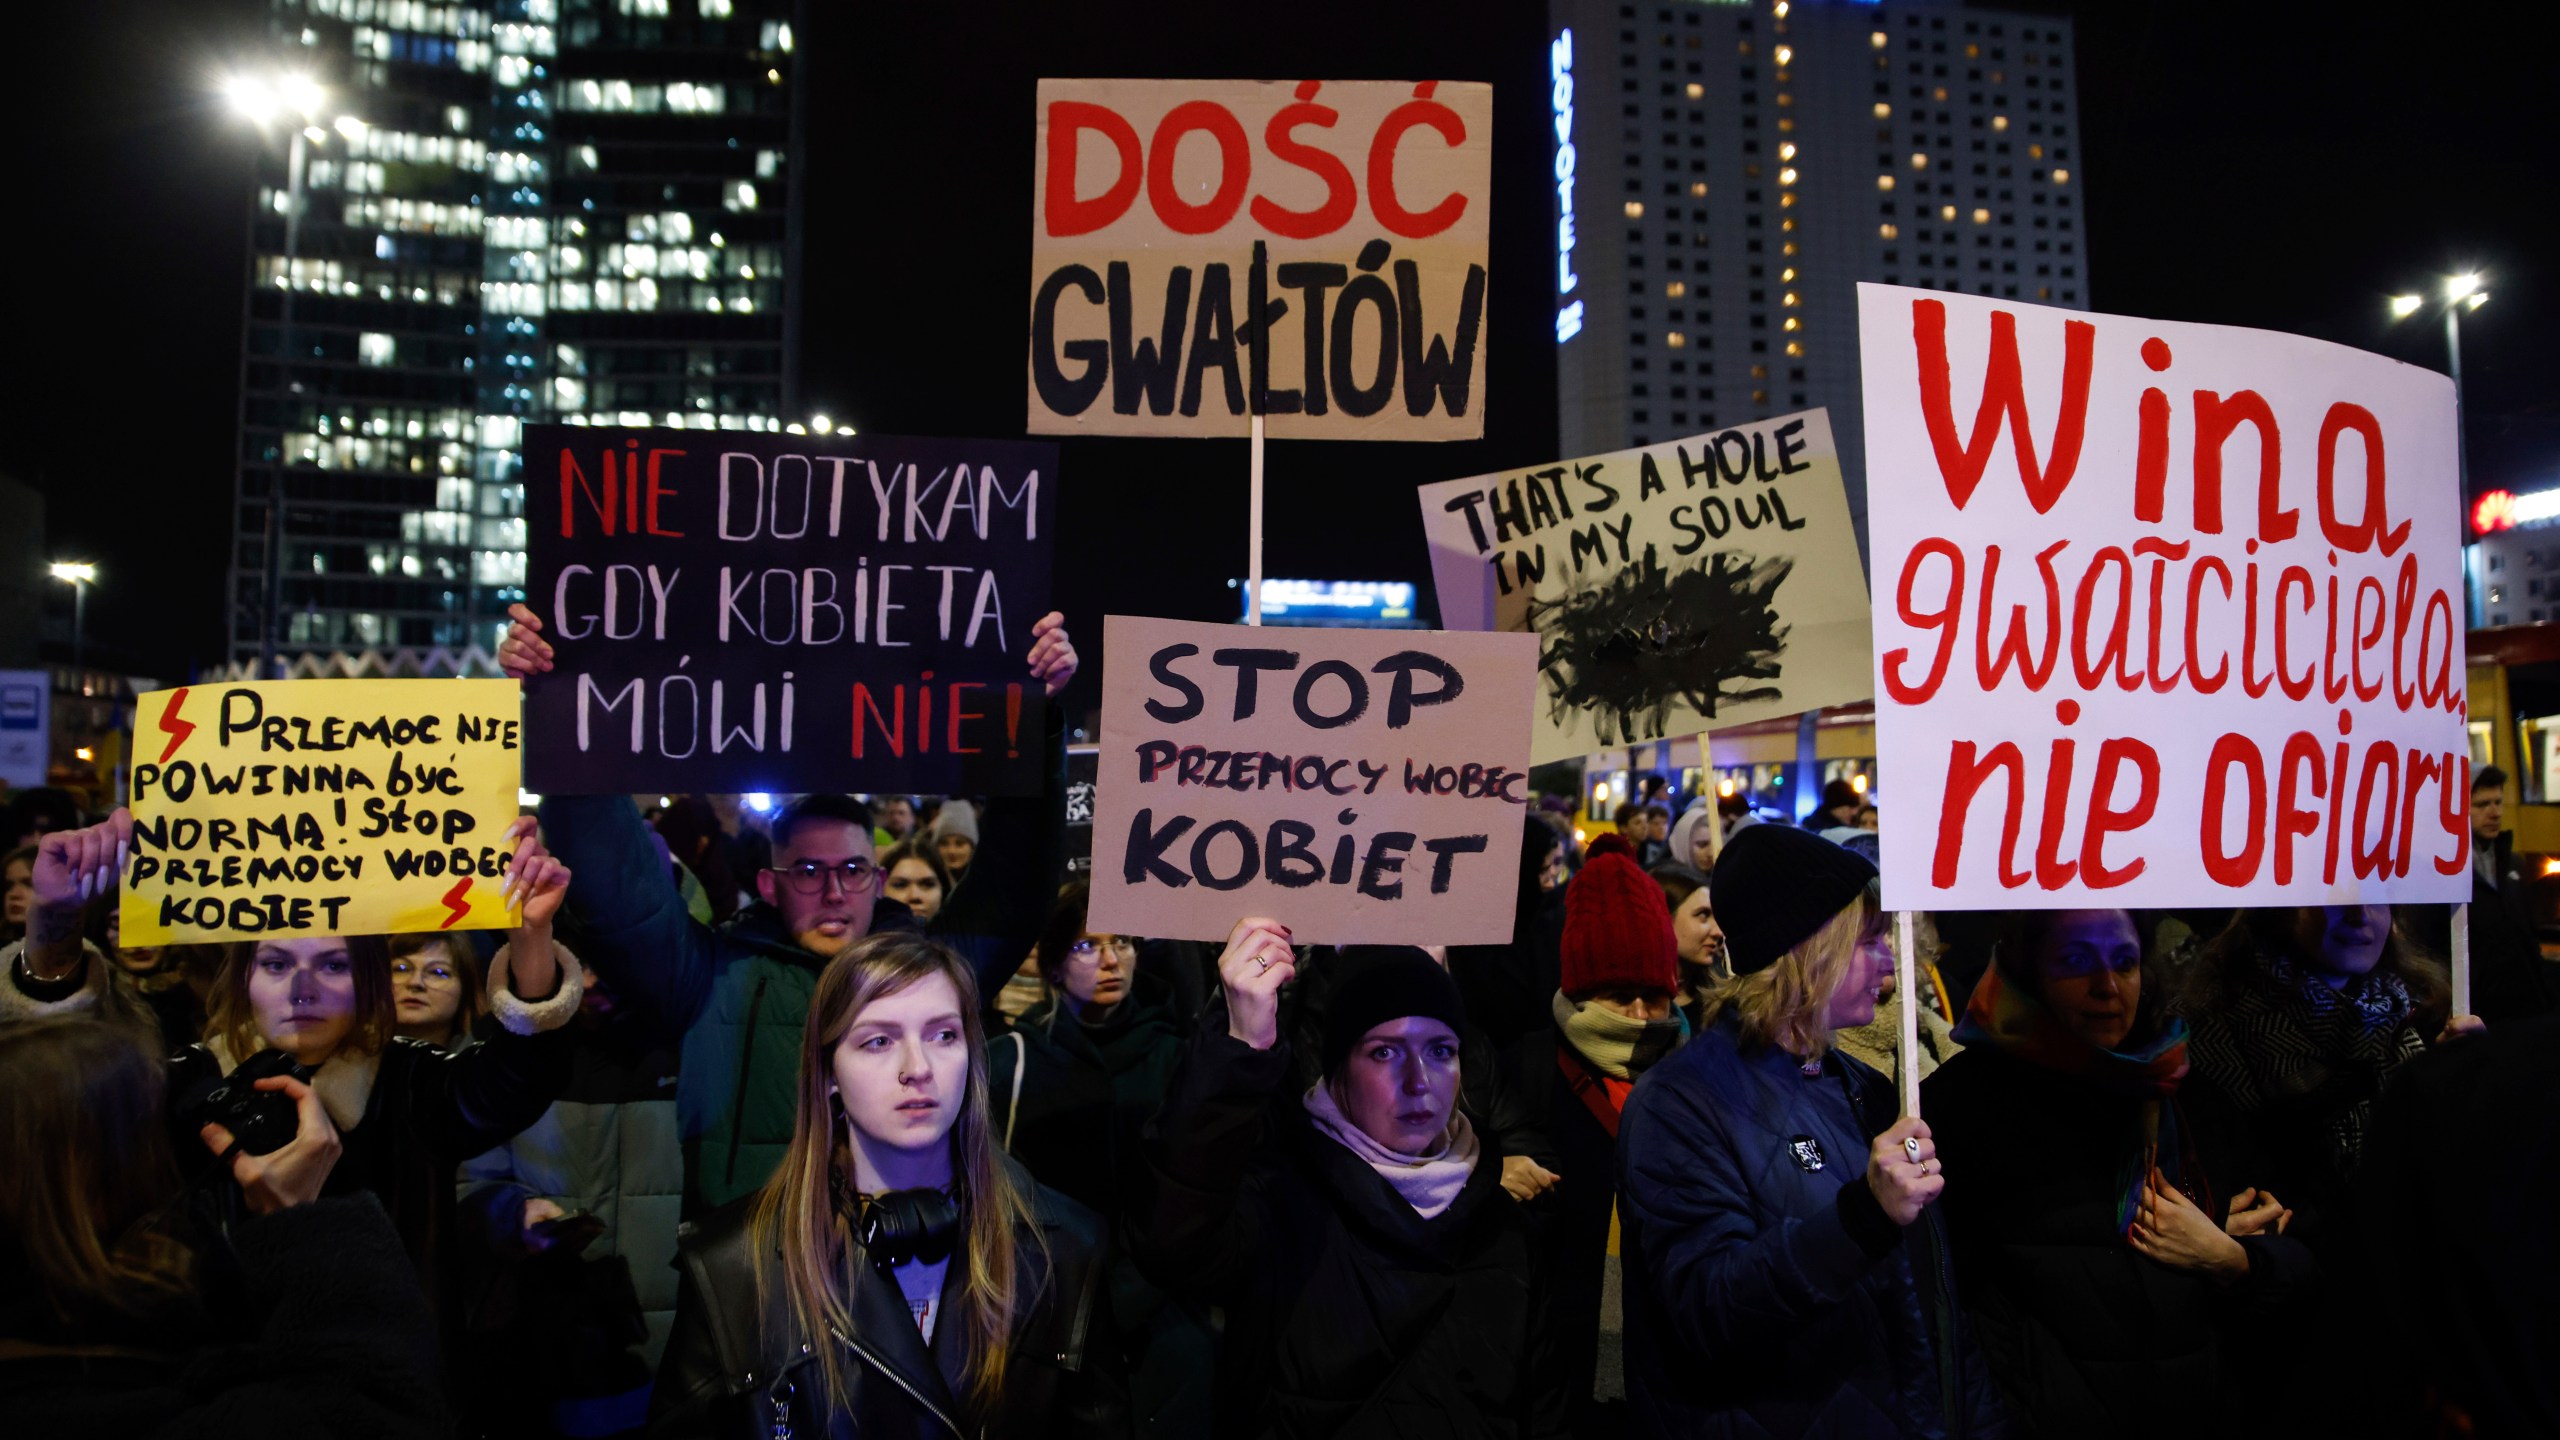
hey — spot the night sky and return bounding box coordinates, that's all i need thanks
[13,0,2548,710]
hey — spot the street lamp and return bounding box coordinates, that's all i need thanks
[2388,272,2490,527]
[47,563,95,675]
[225,70,364,679]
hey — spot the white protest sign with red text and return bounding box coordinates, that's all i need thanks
[1029,79,1491,440]
[1859,284,2468,910]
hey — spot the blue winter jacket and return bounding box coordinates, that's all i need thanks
[540,718,1064,1213]
[1617,1013,2004,1438]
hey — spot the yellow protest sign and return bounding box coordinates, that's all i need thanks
[121,679,527,944]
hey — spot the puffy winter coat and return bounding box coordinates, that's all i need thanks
[1616,1014,2003,1438]
[1922,1046,2314,1438]
[540,719,1062,1214]
[462,1012,683,1359]
[648,1161,1127,1440]
[1135,1022,1563,1440]
[1506,1031,1638,1432]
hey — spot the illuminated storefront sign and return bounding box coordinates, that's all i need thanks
[1552,29,1582,343]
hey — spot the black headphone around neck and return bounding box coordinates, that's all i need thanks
[831,1167,961,1269]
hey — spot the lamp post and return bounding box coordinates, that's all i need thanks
[2388,272,2490,521]
[226,73,361,679]
[47,563,95,675]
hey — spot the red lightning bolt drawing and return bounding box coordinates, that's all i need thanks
[156,688,196,763]
[439,877,472,929]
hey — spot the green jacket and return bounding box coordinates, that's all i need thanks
[542,720,1065,1214]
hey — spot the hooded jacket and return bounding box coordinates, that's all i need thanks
[1135,1020,1563,1440]
[647,1161,1125,1440]
[1616,1013,2003,1438]
[539,719,1064,1213]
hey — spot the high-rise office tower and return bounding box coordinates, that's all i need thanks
[1548,0,2088,535]
[229,0,797,669]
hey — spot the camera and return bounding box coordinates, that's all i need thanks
[182,1048,314,1157]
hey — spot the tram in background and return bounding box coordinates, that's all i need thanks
[2467,625,2560,907]
[1565,701,1879,845]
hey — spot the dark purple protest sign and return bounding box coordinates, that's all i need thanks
[522,426,1058,795]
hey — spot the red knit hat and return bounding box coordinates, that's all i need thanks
[1561,849,1679,1000]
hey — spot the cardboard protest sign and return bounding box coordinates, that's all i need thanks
[1858,284,2468,910]
[1029,79,1492,440]
[1088,616,1537,944]
[522,426,1057,796]
[121,680,525,944]
[1418,411,1873,764]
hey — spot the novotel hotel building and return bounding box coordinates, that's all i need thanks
[1547,0,2089,542]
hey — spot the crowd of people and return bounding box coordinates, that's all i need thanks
[0,613,2553,1439]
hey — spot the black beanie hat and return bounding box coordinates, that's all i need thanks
[1709,824,1878,976]
[1320,947,1468,1077]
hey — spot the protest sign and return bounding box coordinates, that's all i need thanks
[1418,411,1873,764]
[522,426,1057,796]
[1859,283,2468,911]
[121,680,525,944]
[1087,616,1537,944]
[1029,78,1492,440]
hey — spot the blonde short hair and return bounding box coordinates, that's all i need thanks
[1695,880,1884,1059]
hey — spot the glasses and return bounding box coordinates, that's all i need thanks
[1066,936,1136,965]
[768,859,883,896]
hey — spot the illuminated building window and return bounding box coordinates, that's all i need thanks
[1973,207,1991,223]
[1941,204,1958,220]
[1992,115,2009,132]
[1686,82,1704,98]
[1625,200,1646,218]
[1877,174,1895,191]
[358,332,396,366]
[1785,341,1804,356]
[1873,101,1891,118]
[1871,31,1887,48]
[1879,222,1899,239]
[1782,292,1798,306]
[1665,331,1687,348]
[1778,167,1797,184]
[1774,45,1793,64]
[1665,281,1687,297]
[2030,143,2044,158]
[1911,152,1929,169]
[2051,168,2070,183]
[1690,181,1708,196]
[1782,317,1799,331]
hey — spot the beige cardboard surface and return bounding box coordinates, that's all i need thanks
[1419,410,1873,763]
[1088,616,1537,944]
[1029,78,1491,440]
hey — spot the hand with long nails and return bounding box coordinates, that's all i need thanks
[25,808,135,982]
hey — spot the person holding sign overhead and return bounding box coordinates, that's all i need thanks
[105,809,584,1347]
[1134,919,1560,1439]
[650,931,1125,1439]
[1615,824,2001,1437]
[496,601,1080,1213]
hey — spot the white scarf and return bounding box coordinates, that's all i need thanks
[1301,1082,1481,1219]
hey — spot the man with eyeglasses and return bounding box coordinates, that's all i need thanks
[497,601,1081,1211]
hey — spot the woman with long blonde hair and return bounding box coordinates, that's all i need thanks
[651,930,1125,1440]
[1615,823,2001,1437]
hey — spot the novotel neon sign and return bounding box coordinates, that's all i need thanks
[1552,29,1582,343]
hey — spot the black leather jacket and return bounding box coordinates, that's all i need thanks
[648,1161,1128,1440]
